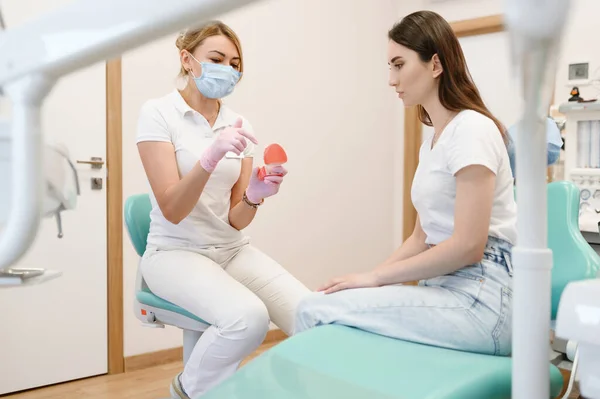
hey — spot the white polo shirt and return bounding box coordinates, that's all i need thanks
[136,90,255,250]
[411,110,517,246]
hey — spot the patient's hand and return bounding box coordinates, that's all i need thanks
[318,271,380,294]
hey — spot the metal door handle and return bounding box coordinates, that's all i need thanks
[77,157,104,169]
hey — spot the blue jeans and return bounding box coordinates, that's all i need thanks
[294,236,514,356]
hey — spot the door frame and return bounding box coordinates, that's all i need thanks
[106,59,124,374]
[401,15,504,241]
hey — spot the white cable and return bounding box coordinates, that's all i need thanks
[561,346,579,399]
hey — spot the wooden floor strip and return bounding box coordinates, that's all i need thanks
[2,332,286,399]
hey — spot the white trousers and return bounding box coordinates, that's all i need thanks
[140,240,310,397]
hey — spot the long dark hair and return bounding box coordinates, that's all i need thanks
[389,11,507,144]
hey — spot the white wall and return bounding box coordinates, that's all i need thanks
[553,0,600,104]
[122,0,401,357]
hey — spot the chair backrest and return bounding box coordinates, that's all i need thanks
[124,193,152,257]
[547,181,600,319]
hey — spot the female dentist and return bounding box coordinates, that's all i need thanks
[295,10,518,358]
[136,21,310,398]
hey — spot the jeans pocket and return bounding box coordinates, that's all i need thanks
[425,273,485,309]
[492,286,513,356]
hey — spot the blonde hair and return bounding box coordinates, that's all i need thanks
[176,20,244,77]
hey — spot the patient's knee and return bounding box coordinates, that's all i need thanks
[293,292,328,335]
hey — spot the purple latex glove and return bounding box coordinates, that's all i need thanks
[200,117,258,173]
[245,164,287,204]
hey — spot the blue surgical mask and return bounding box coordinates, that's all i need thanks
[188,53,241,99]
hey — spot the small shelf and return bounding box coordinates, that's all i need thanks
[570,168,600,177]
[559,101,600,114]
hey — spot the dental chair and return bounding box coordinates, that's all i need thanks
[124,193,211,366]
[200,181,600,399]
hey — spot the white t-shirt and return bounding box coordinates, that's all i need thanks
[411,110,517,245]
[136,90,255,250]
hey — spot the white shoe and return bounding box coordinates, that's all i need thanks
[170,372,191,399]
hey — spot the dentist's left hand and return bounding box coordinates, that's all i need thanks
[245,164,287,204]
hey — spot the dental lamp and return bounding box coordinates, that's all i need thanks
[0,0,261,287]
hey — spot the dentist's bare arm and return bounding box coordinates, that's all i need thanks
[138,142,211,225]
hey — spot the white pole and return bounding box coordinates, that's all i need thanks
[512,78,553,399]
[504,0,571,398]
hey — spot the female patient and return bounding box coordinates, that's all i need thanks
[136,21,309,398]
[295,10,517,357]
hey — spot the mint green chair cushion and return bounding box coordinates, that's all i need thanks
[203,325,564,399]
[136,291,209,325]
[124,193,210,326]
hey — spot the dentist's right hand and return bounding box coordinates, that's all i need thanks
[200,117,258,173]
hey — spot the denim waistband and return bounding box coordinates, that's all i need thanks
[485,235,512,252]
[482,236,513,274]
[483,235,512,254]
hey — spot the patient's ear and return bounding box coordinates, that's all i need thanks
[432,54,443,79]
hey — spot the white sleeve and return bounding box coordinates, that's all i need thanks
[136,101,172,144]
[446,117,502,176]
[242,117,256,158]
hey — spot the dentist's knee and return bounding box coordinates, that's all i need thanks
[218,298,270,353]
